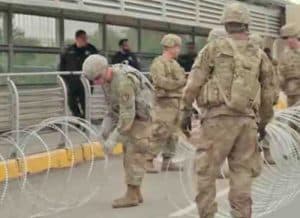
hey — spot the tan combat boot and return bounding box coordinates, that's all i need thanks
[112,185,139,208]
[161,158,184,172]
[263,148,276,165]
[145,159,159,174]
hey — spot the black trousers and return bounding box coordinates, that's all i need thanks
[63,76,85,119]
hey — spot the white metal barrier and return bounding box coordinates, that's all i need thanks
[0,72,112,146]
[0,72,73,152]
[81,77,109,125]
[0,0,284,37]
[0,85,11,133]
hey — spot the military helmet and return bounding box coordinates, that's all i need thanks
[207,27,227,42]
[161,34,182,47]
[221,2,250,24]
[82,54,108,81]
[249,33,264,49]
[280,23,300,38]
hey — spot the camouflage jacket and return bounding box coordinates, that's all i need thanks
[278,48,300,96]
[106,69,138,135]
[150,55,186,98]
[270,59,280,104]
[183,38,274,126]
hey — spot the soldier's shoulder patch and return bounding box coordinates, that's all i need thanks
[121,93,130,102]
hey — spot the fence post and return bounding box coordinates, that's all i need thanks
[7,77,20,156]
[81,76,92,125]
[57,75,69,147]
[80,76,93,139]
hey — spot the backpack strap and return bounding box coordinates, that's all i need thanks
[213,75,232,108]
[251,49,262,109]
[211,38,236,108]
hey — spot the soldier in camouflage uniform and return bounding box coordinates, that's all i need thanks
[83,55,152,208]
[249,33,280,104]
[249,33,277,165]
[207,27,227,43]
[181,29,228,138]
[181,3,274,218]
[145,34,187,173]
[278,23,300,107]
[181,28,227,136]
[249,33,264,50]
[278,24,300,160]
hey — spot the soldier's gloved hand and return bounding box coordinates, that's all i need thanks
[104,129,120,154]
[101,115,115,140]
[180,109,193,137]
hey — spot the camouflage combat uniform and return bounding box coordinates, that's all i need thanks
[149,55,186,160]
[279,48,300,106]
[278,24,300,106]
[182,3,274,218]
[250,33,280,105]
[207,27,227,43]
[249,34,278,165]
[107,69,152,187]
[83,55,153,208]
[146,34,186,170]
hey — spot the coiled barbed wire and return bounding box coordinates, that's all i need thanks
[0,117,108,218]
[1,105,300,218]
[166,106,300,218]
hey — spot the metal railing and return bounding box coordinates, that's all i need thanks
[0,71,112,145]
[0,72,72,148]
[81,77,109,124]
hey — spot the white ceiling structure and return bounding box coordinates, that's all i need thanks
[0,0,285,37]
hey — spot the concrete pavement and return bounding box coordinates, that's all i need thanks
[1,155,299,218]
[0,122,299,218]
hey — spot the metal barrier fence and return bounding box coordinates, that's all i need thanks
[81,77,109,125]
[0,72,73,148]
[0,71,155,149]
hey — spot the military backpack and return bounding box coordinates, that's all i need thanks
[112,63,154,120]
[198,38,262,113]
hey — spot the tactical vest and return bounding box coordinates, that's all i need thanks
[152,57,186,98]
[198,38,262,113]
[282,49,300,80]
[112,64,154,120]
[280,49,300,96]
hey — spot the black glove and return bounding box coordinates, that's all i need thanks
[258,126,267,142]
[180,109,193,137]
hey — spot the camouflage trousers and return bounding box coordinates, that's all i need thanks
[123,120,151,186]
[147,98,181,160]
[195,116,262,218]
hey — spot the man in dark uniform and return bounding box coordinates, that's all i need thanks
[59,30,98,118]
[111,39,140,70]
[178,42,197,72]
